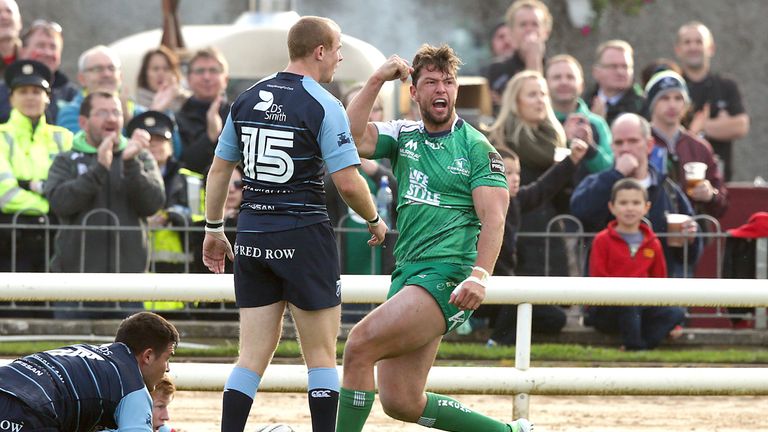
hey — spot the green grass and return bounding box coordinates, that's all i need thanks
[3,340,766,365]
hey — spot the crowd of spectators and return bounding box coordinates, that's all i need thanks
[0,0,758,342]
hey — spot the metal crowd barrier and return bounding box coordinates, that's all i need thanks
[1,209,765,326]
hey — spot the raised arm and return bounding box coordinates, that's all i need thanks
[347,55,412,158]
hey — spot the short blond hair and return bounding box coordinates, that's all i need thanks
[676,21,713,46]
[287,16,340,61]
[505,0,552,33]
[595,40,634,64]
[188,46,229,75]
[545,54,584,80]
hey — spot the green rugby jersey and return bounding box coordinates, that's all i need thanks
[372,117,507,265]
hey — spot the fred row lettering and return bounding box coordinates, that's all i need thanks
[235,244,296,260]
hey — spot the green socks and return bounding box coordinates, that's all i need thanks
[336,387,375,432]
[418,392,510,432]
[337,389,512,432]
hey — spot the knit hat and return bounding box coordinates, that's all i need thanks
[644,70,689,115]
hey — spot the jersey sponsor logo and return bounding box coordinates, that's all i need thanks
[399,140,421,161]
[404,169,441,206]
[30,355,65,383]
[423,139,444,150]
[447,158,470,176]
[447,311,467,332]
[337,132,352,147]
[310,389,332,398]
[245,203,277,211]
[14,360,44,377]
[234,244,296,260]
[0,420,24,432]
[253,90,287,122]
[488,152,504,173]
[241,126,295,183]
[46,347,104,361]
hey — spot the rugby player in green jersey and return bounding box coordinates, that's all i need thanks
[336,44,532,432]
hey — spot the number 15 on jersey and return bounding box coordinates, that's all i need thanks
[241,126,295,184]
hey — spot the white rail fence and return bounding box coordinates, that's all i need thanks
[2,273,768,418]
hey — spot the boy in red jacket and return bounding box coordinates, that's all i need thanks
[587,178,685,350]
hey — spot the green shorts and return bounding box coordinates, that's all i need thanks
[389,262,473,334]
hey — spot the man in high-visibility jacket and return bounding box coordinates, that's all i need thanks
[0,59,72,271]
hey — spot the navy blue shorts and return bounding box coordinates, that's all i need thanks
[0,392,57,431]
[233,223,341,310]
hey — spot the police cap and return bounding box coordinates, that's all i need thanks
[4,60,53,92]
[126,110,174,140]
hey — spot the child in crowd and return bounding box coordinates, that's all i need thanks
[152,374,183,432]
[587,178,685,350]
[477,140,587,345]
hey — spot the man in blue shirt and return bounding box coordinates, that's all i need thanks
[202,15,387,432]
[0,311,179,431]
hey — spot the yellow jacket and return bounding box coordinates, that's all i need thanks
[0,109,73,215]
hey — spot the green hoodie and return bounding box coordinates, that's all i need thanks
[72,130,128,153]
[554,98,614,173]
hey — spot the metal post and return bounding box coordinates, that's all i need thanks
[755,238,767,329]
[513,302,533,420]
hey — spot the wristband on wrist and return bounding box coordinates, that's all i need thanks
[205,219,224,227]
[205,219,225,233]
[472,266,490,281]
[366,214,380,226]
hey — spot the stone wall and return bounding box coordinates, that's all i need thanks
[19,0,766,181]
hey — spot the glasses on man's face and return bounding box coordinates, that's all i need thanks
[84,64,117,74]
[599,63,630,71]
[91,109,122,119]
[30,19,63,34]
[190,67,223,76]
[231,180,243,188]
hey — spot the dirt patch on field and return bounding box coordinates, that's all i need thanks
[169,391,767,431]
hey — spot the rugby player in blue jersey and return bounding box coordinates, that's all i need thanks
[0,311,179,431]
[202,15,387,432]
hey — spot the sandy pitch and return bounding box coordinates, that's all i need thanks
[169,391,766,431]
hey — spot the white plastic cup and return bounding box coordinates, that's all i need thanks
[683,162,707,195]
[666,213,690,247]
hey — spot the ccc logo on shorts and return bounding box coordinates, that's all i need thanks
[335,280,341,298]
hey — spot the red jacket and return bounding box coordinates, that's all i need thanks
[589,221,667,278]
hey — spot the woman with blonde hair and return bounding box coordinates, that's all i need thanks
[486,70,567,172]
[485,70,585,278]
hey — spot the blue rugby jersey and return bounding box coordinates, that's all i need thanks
[215,72,361,232]
[0,343,152,431]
